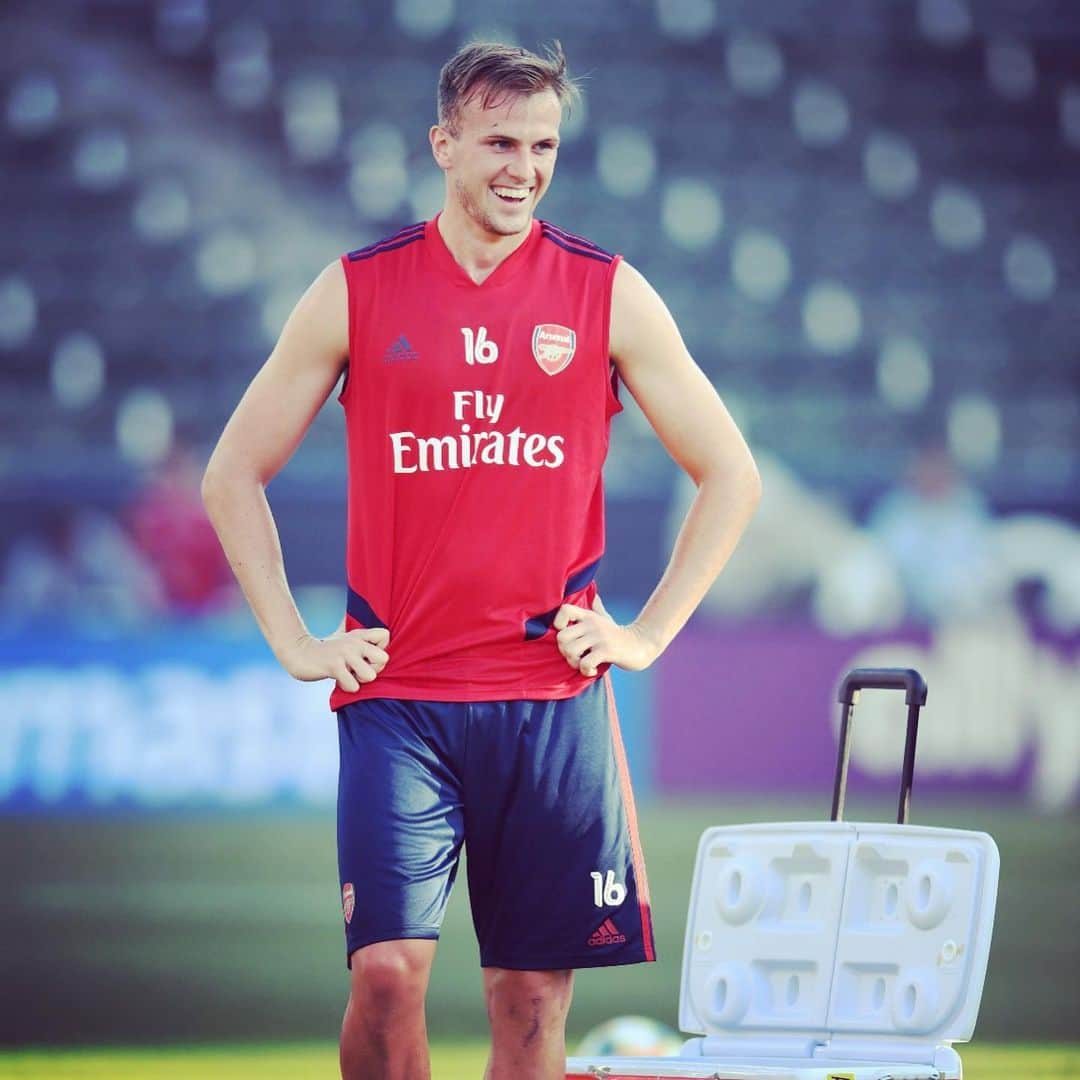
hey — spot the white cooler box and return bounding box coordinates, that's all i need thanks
[567,668,1000,1080]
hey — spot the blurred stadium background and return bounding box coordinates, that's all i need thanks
[1,0,1077,1063]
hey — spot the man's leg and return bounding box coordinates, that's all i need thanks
[337,698,468,1077]
[340,938,438,1080]
[482,967,574,1080]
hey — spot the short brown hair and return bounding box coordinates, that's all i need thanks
[437,40,580,135]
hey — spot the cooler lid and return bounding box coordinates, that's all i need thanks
[565,1059,947,1079]
[677,822,999,1061]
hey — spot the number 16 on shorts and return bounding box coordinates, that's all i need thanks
[590,869,627,907]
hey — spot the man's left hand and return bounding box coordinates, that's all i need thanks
[553,595,661,677]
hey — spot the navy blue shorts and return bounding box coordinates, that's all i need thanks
[336,676,655,971]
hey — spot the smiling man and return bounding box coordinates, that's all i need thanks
[202,41,760,1080]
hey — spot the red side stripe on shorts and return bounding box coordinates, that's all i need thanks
[603,672,656,962]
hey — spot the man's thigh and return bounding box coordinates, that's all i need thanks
[463,675,656,970]
[337,698,467,964]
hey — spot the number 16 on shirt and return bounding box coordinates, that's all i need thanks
[461,326,499,365]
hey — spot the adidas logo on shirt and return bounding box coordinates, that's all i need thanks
[383,334,420,363]
[587,917,627,947]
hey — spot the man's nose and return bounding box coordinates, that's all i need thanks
[505,147,531,181]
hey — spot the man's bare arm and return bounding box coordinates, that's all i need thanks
[554,259,761,676]
[201,260,389,692]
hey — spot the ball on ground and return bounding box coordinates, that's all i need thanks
[576,1015,684,1057]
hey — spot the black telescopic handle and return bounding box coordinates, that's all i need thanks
[838,668,928,707]
[830,667,927,826]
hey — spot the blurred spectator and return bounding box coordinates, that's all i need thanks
[0,505,162,624]
[127,447,234,616]
[868,445,1000,624]
[676,444,1077,636]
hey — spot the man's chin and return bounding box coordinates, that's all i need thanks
[492,219,530,237]
[482,208,533,237]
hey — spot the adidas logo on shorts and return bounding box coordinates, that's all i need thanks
[587,917,626,947]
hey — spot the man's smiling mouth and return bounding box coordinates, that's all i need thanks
[492,186,531,202]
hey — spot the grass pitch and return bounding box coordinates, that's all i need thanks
[0,1041,1077,1079]
[1,799,1076,1053]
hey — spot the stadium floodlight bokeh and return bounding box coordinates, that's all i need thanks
[0,0,1077,1053]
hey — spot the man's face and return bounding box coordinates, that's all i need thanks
[434,87,562,237]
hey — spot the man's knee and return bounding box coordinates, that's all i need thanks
[350,940,432,1018]
[484,968,574,1025]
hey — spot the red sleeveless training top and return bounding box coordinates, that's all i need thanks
[330,215,623,707]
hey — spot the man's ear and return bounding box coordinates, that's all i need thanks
[430,125,453,171]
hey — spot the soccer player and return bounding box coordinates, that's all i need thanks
[202,41,760,1080]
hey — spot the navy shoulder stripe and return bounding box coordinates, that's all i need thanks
[541,221,613,257]
[347,221,426,262]
[540,225,614,263]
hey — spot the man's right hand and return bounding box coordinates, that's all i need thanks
[281,627,391,692]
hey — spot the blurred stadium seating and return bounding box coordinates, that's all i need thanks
[2,0,1077,593]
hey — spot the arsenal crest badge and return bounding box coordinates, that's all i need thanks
[532,323,576,376]
[342,882,355,925]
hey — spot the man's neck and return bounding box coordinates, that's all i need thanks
[437,206,533,285]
